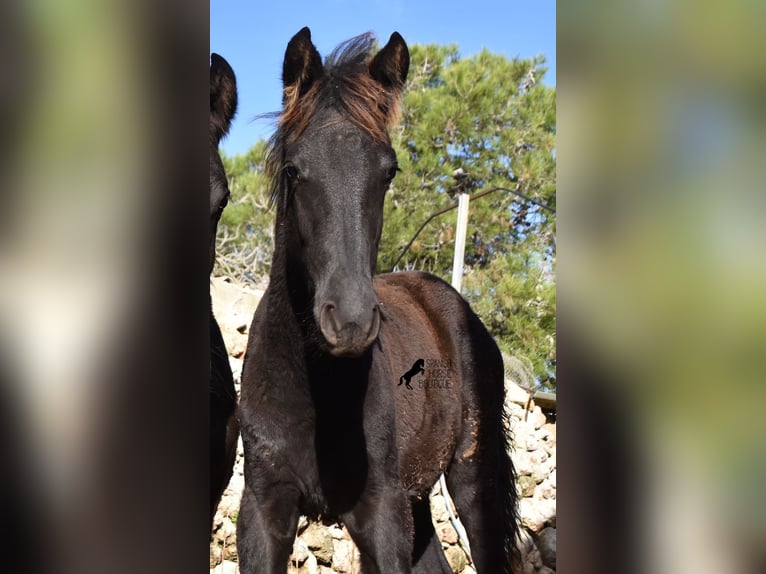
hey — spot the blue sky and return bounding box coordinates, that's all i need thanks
[211,0,555,156]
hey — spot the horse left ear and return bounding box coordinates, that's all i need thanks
[210,53,238,141]
[369,32,409,94]
[283,27,324,102]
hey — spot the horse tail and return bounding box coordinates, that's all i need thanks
[489,346,521,571]
[497,379,521,571]
[466,308,521,572]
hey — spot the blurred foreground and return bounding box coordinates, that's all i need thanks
[0,0,764,573]
[559,0,766,573]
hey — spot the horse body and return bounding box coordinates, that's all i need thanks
[238,28,518,573]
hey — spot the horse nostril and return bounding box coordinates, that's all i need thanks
[319,302,340,346]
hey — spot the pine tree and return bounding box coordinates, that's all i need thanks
[382,45,556,389]
[218,44,556,389]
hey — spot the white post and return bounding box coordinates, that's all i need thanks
[451,191,470,293]
[443,190,474,561]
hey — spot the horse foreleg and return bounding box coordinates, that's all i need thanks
[237,482,300,574]
[342,485,413,574]
[410,497,452,573]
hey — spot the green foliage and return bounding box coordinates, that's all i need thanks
[384,45,556,389]
[216,44,556,389]
[214,140,274,282]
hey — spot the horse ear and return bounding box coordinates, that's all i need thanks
[369,32,409,94]
[283,27,323,101]
[210,53,238,141]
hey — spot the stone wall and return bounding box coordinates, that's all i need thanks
[210,278,556,573]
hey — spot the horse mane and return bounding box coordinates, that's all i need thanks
[267,33,403,206]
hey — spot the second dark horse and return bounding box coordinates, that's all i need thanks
[209,53,239,526]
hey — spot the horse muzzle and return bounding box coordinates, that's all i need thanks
[317,298,381,357]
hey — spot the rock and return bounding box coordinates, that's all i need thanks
[517,530,544,573]
[225,470,245,497]
[215,517,236,541]
[444,545,467,573]
[229,357,243,382]
[529,405,547,429]
[210,560,239,574]
[304,552,319,574]
[328,524,346,539]
[510,449,535,477]
[529,451,554,483]
[540,439,556,457]
[288,549,318,574]
[291,539,310,565]
[540,422,556,441]
[505,379,531,405]
[430,493,450,524]
[517,425,541,452]
[533,479,556,500]
[301,523,334,566]
[210,277,263,356]
[212,509,224,530]
[332,538,356,572]
[217,492,239,517]
[209,545,222,567]
[519,498,556,532]
[437,521,459,545]
[537,526,556,569]
[517,475,537,498]
[505,401,526,420]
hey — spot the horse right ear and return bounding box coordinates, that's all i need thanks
[210,53,238,142]
[369,32,409,95]
[282,27,323,102]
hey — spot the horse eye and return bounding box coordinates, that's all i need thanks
[284,164,300,181]
[385,165,400,184]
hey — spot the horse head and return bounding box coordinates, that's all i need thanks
[272,28,409,358]
[210,53,237,274]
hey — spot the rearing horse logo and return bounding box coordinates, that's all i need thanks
[398,358,425,390]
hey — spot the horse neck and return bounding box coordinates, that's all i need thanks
[266,219,374,384]
[266,216,315,334]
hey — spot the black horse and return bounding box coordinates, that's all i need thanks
[237,29,518,573]
[399,358,424,390]
[209,53,239,526]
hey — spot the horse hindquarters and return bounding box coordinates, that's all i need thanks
[446,306,519,574]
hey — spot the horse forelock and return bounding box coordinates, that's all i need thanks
[267,33,403,206]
